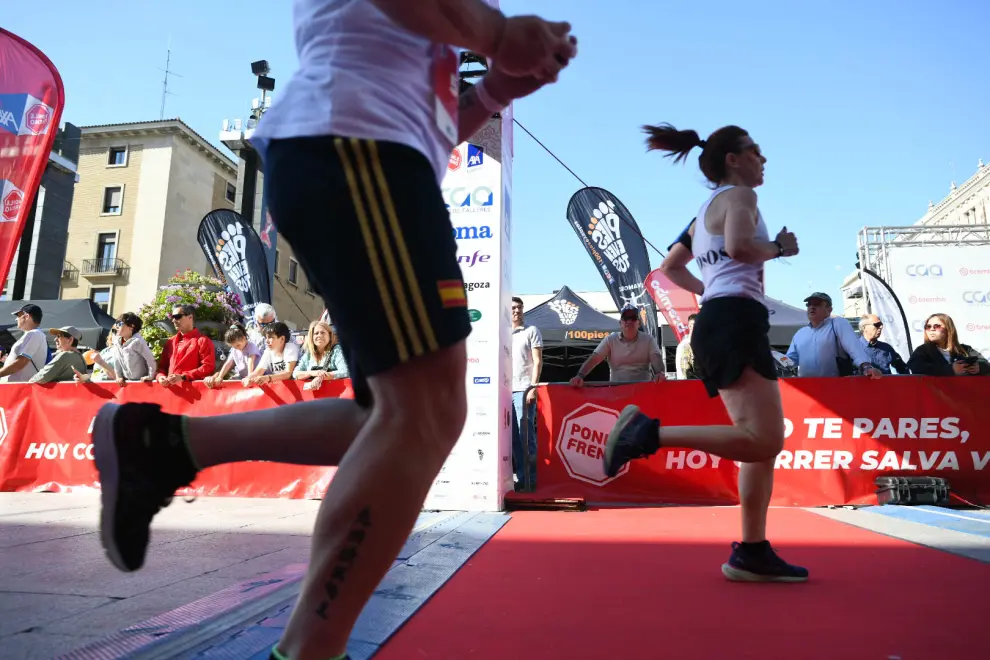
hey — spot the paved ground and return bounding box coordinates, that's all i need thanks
[0,492,321,660]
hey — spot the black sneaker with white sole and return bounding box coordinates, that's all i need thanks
[92,402,199,572]
[721,541,809,582]
[603,405,661,478]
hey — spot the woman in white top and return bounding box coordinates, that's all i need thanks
[604,123,809,583]
[78,313,156,385]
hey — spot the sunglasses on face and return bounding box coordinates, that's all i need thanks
[925,323,944,331]
[621,316,638,322]
[170,313,187,321]
[871,323,883,329]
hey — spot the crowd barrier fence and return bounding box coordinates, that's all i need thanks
[529,376,989,507]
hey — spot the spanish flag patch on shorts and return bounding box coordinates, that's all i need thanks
[437,279,467,308]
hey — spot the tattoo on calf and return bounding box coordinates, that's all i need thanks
[314,506,373,619]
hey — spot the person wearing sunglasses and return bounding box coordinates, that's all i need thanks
[858,314,909,375]
[155,304,216,386]
[906,313,989,377]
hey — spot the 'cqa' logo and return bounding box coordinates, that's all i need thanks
[963,291,990,305]
[586,200,631,273]
[549,299,580,325]
[906,264,943,277]
[215,223,252,291]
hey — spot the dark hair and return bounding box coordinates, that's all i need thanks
[511,297,523,306]
[225,323,248,344]
[264,321,291,341]
[173,303,195,317]
[118,312,143,333]
[687,313,698,322]
[643,123,751,185]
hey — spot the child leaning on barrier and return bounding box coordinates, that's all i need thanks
[204,323,263,388]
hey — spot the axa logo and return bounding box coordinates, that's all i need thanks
[586,200,630,273]
[906,264,942,277]
[963,291,990,305]
[467,144,484,169]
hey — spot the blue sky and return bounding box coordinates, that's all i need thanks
[5,0,988,308]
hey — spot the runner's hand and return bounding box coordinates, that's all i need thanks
[492,17,576,79]
[484,35,577,101]
[775,226,799,257]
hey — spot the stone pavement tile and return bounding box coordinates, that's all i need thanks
[1,630,105,660]
[203,547,310,580]
[0,592,113,636]
[42,576,236,637]
[0,532,299,598]
[0,492,99,514]
[0,523,95,550]
[0,529,106,578]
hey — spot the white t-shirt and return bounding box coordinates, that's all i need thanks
[258,341,301,375]
[2,328,47,382]
[511,326,543,392]
[251,0,455,183]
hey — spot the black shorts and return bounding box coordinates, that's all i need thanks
[689,296,777,398]
[263,135,472,407]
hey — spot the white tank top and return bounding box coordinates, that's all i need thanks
[251,0,454,184]
[693,185,768,305]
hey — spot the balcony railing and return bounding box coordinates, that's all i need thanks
[82,257,128,278]
[61,261,78,279]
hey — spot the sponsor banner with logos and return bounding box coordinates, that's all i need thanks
[426,131,510,511]
[565,187,658,336]
[196,209,274,319]
[644,268,700,342]
[0,381,354,497]
[534,378,990,506]
[886,246,990,359]
[0,29,65,285]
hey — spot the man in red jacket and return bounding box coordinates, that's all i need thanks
[157,304,216,386]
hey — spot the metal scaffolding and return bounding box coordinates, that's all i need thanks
[856,223,990,285]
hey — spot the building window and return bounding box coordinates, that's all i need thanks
[96,232,117,270]
[274,249,280,274]
[108,147,127,167]
[90,287,111,312]
[225,182,236,203]
[288,258,299,285]
[102,186,123,215]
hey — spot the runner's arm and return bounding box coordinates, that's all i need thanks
[368,0,505,56]
[723,187,780,264]
[658,242,704,296]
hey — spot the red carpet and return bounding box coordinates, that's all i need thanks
[376,507,989,659]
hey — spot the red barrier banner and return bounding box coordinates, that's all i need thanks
[536,377,989,506]
[0,29,65,284]
[0,380,354,498]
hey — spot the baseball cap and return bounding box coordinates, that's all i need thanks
[49,326,82,341]
[804,292,832,306]
[620,303,639,318]
[12,303,42,323]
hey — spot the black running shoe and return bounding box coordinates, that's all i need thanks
[92,402,199,572]
[721,541,809,583]
[602,405,661,478]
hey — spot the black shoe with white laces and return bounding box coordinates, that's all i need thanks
[92,402,199,572]
[602,405,661,478]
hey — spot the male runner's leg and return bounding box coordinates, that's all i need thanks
[92,135,472,659]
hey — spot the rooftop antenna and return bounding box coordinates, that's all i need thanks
[159,36,182,120]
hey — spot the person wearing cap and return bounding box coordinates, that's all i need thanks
[571,303,666,385]
[0,304,48,382]
[29,326,88,384]
[785,292,881,379]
